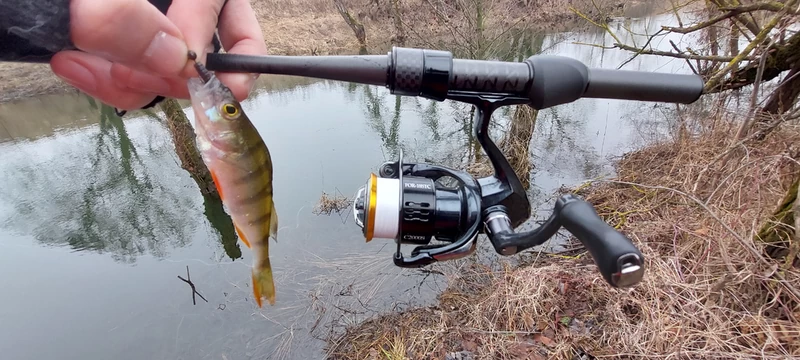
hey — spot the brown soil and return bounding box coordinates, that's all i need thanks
[0,0,636,104]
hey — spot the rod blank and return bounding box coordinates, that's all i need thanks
[206,53,388,86]
[202,50,705,108]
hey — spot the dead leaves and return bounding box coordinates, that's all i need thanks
[532,333,555,347]
[460,340,477,352]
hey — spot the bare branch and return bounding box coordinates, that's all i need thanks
[719,2,794,14]
[664,1,795,34]
[569,6,622,45]
[710,0,762,35]
[613,42,738,62]
[704,0,799,92]
[617,29,666,69]
[662,9,747,34]
[717,31,800,91]
[571,41,616,49]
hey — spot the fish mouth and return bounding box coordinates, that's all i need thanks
[194,60,214,84]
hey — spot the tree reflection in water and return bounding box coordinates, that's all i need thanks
[0,97,243,263]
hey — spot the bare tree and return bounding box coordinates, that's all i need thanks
[334,0,368,52]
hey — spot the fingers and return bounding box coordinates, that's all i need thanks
[69,0,190,78]
[166,0,226,75]
[64,0,267,108]
[169,0,267,101]
[109,63,191,100]
[50,51,161,111]
[216,0,268,101]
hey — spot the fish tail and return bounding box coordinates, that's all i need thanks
[252,260,276,307]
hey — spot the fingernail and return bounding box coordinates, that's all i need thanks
[55,60,97,93]
[144,31,188,76]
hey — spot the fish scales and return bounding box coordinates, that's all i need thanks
[187,56,279,307]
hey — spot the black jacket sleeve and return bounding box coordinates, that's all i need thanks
[0,0,199,63]
[0,0,76,62]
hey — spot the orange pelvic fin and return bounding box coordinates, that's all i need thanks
[234,224,252,249]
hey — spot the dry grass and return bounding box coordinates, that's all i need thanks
[326,98,800,359]
[0,62,75,103]
[314,190,352,216]
[326,256,612,359]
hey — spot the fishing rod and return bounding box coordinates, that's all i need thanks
[205,47,704,289]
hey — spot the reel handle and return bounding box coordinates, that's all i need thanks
[482,193,644,288]
[555,194,644,287]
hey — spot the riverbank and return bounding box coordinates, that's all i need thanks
[0,0,642,104]
[326,99,800,358]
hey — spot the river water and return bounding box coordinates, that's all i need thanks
[0,6,703,360]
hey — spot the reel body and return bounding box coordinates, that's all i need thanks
[353,150,483,267]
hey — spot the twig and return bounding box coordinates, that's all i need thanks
[177,265,208,305]
[732,38,773,141]
[672,224,685,282]
[668,0,684,27]
[596,179,800,303]
[712,0,763,35]
[670,39,698,74]
[617,29,665,69]
[613,42,738,62]
[569,6,622,44]
[571,41,616,49]
[663,1,793,35]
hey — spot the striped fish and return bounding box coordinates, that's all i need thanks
[186,53,279,307]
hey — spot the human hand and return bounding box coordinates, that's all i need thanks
[50,0,266,111]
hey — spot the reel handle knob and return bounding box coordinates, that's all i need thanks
[555,194,645,288]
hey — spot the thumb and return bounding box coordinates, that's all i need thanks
[69,0,189,77]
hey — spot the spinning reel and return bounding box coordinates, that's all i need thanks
[205,46,704,288]
[350,104,645,288]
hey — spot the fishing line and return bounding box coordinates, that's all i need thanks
[173,315,184,354]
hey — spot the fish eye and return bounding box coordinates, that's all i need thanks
[221,103,239,118]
